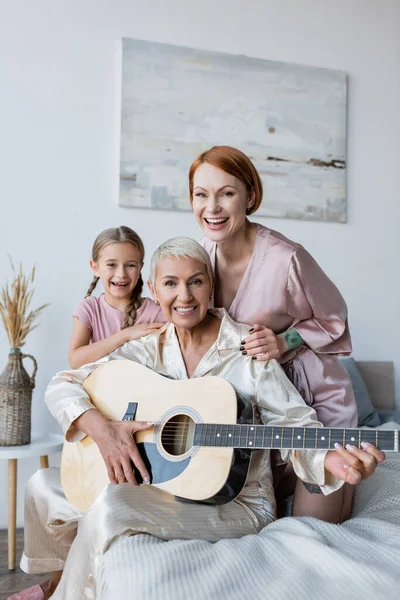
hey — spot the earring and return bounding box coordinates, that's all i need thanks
[155,300,159,305]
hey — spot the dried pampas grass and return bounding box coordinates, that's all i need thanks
[0,257,49,348]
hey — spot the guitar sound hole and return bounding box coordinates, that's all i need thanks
[161,414,195,456]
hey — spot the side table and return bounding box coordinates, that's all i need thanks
[0,433,64,570]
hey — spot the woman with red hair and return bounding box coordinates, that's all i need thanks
[189,145,357,523]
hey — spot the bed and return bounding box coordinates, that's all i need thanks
[98,448,400,600]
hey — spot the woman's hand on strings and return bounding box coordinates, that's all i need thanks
[94,419,154,485]
[74,408,154,486]
[324,442,385,485]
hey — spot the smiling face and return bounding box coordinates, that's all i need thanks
[149,255,212,330]
[191,163,255,243]
[91,242,143,306]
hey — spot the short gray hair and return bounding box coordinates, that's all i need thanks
[149,237,214,285]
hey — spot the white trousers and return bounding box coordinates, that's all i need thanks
[21,468,273,599]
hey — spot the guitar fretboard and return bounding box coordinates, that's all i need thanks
[192,424,398,452]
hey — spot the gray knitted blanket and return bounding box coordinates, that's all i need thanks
[98,453,400,600]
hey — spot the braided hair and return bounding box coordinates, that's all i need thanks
[86,226,145,329]
[121,274,144,329]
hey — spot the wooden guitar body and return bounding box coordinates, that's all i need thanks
[61,360,251,512]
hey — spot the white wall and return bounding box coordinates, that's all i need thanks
[0,0,399,528]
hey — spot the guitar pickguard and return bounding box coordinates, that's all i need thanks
[134,442,191,484]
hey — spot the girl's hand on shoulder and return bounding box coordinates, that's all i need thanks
[324,442,385,485]
[239,324,287,361]
[124,322,165,342]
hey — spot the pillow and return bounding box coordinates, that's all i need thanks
[378,410,400,424]
[340,357,381,427]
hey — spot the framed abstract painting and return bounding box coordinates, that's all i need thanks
[119,38,347,223]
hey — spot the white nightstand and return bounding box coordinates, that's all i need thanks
[0,433,64,570]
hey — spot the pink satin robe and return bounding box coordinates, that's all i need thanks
[201,224,357,429]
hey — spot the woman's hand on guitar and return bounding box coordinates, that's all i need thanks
[93,420,153,485]
[240,324,286,361]
[324,442,385,485]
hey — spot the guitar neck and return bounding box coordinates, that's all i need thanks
[192,424,399,452]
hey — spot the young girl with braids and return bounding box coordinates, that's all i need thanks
[69,226,165,369]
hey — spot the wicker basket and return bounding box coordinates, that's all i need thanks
[0,348,37,446]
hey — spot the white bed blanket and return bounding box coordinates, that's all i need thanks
[98,450,400,600]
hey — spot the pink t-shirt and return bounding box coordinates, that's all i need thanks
[73,294,165,343]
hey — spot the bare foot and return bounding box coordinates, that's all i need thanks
[39,571,62,599]
[39,580,54,600]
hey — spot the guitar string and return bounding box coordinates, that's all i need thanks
[157,440,393,447]
[142,423,394,436]
[144,424,393,449]
[153,424,393,438]
[149,438,392,451]
[153,424,393,437]
[154,429,395,447]
[151,423,393,432]
[143,433,394,450]
[150,426,394,436]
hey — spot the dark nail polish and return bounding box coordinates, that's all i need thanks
[239,346,245,351]
[249,328,254,333]
[241,351,247,355]
[241,340,245,345]
[252,356,257,360]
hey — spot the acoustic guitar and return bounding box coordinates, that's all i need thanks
[61,360,399,512]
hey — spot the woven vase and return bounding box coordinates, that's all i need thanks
[0,348,37,446]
